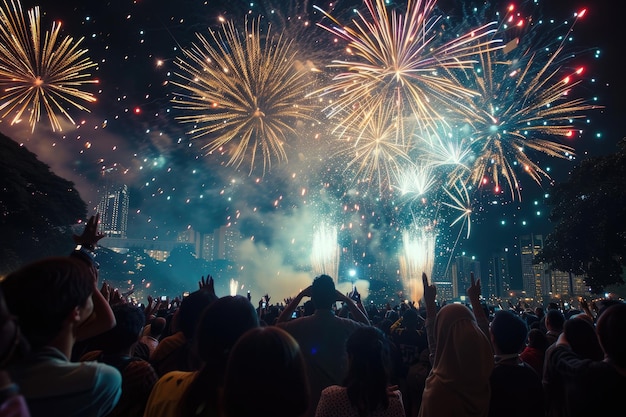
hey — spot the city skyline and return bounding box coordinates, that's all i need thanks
[1,0,622,301]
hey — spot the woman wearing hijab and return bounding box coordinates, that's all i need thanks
[418,273,493,417]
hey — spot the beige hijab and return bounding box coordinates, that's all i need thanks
[419,303,494,417]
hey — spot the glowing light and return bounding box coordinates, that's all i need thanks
[0,0,97,132]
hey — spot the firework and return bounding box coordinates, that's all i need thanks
[338,101,413,191]
[449,6,598,199]
[311,222,340,279]
[172,16,319,174]
[0,0,97,132]
[229,279,239,296]
[314,0,501,141]
[399,222,436,303]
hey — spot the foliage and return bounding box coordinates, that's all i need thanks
[0,132,87,274]
[537,138,626,293]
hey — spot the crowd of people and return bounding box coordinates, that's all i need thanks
[1,214,625,417]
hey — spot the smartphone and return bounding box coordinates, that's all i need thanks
[160,295,167,301]
[183,291,190,298]
[291,311,297,319]
[262,302,267,308]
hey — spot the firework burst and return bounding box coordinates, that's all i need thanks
[314,0,501,141]
[0,0,97,132]
[172,16,319,174]
[339,101,413,191]
[450,6,599,199]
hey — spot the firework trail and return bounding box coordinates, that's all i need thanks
[449,5,599,199]
[311,221,340,279]
[399,221,436,303]
[0,0,97,132]
[313,0,501,142]
[172,16,320,175]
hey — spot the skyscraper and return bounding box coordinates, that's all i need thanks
[97,184,129,238]
[519,234,549,302]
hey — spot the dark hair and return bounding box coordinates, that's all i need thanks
[176,290,218,339]
[1,257,94,350]
[596,302,626,367]
[311,274,336,309]
[344,326,391,415]
[95,304,145,353]
[222,326,310,417]
[181,295,259,417]
[526,328,549,352]
[545,309,565,331]
[564,316,603,361]
[401,308,420,329]
[149,317,167,337]
[490,310,528,354]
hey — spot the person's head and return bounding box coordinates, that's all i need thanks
[344,326,391,412]
[595,302,626,368]
[94,304,145,354]
[490,310,529,355]
[181,295,260,417]
[195,295,260,368]
[432,303,493,378]
[401,308,420,330]
[222,326,310,417]
[176,289,218,339]
[545,309,565,332]
[563,315,603,361]
[1,257,94,350]
[526,328,549,352]
[149,316,167,338]
[311,274,336,310]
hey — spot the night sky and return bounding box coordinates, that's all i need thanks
[2,0,622,298]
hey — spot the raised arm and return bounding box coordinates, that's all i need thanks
[336,290,369,324]
[421,272,438,364]
[276,286,312,323]
[71,214,116,341]
[467,272,490,337]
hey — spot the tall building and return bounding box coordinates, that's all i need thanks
[519,234,549,303]
[202,225,241,262]
[97,184,129,238]
[450,254,481,299]
[488,250,513,302]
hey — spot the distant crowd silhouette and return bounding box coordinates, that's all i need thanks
[1,214,625,417]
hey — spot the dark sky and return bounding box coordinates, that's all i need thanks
[2,0,622,295]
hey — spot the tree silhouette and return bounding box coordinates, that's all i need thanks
[0,133,86,274]
[537,138,626,293]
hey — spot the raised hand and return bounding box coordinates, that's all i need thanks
[198,274,216,298]
[467,272,481,302]
[73,213,106,249]
[422,273,436,306]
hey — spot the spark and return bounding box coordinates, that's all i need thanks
[311,222,340,279]
[0,0,97,132]
[172,16,319,175]
[450,5,599,199]
[314,0,501,141]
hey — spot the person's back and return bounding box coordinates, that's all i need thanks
[544,313,604,417]
[315,326,405,417]
[2,256,121,417]
[488,310,545,417]
[222,326,310,417]
[548,302,626,417]
[389,308,428,417]
[80,304,158,417]
[419,304,493,417]
[150,289,217,376]
[520,328,549,376]
[144,294,260,417]
[277,274,370,417]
